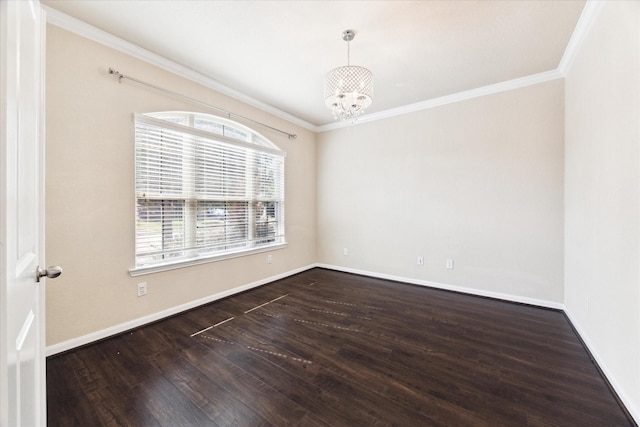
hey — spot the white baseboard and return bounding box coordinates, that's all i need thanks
[51,262,564,357]
[317,263,637,424]
[45,264,316,356]
[315,263,565,310]
[563,308,639,425]
[45,263,638,425]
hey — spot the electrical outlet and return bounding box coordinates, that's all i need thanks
[417,256,424,265]
[267,255,273,264]
[137,282,148,297]
[343,248,349,256]
[446,259,454,270]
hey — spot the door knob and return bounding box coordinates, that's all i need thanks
[36,265,63,282]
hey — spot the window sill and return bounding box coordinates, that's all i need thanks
[129,242,287,277]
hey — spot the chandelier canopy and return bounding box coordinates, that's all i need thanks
[324,30,373,124]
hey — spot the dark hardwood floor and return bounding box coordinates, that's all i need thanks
[47,268,635,426]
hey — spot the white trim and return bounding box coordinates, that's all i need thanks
[42,5,316,133]
[43,3,601,133]
[557,0,606,76]
[315,263,565,310]
[318,263,637,422]
[317,69,564,133]
[564,308,640,425]
[317,0,604,132]
[129,243,287,277]
[45,261,638,424]
[46,263,316,356]
[559,1,637,423]
[48,262,564,357]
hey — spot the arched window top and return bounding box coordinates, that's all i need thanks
[132,110,286,273]
[146,111,281,152]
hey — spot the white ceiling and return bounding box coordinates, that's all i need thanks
[42,0,586,128]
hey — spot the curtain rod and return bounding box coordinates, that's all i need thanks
[108,68,297,140]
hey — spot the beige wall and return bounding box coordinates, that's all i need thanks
[564,0,639,418]
[317,80,564,304]
[45,26,317,346]
[43,1,640,419]
[44,5,639,420]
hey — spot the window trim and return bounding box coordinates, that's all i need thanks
[130,112,286,276]
[129,241,287,277]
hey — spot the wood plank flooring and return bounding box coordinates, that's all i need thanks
[47,268,635,426]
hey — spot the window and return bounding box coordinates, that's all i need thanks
[133,112,285,272]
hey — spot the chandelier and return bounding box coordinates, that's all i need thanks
[324,30,373,123]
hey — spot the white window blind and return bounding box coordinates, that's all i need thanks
[134,112,285,268]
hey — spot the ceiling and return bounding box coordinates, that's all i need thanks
[42,1,586,128]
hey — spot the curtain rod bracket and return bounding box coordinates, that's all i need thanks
[108,67,124,83]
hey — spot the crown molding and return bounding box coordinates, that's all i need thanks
[42,5,317,133]
[316,0,604,132]
[316,69,564,132]
[557,0,606,76]
[44,1,604,134]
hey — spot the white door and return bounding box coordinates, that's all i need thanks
[0,1,55,426]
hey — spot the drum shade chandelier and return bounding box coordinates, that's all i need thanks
[324,30,373,123]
